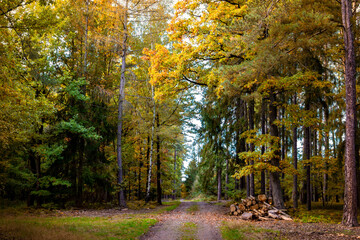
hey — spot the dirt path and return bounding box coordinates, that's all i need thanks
[140,201,228,240]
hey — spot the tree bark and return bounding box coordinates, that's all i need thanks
[225,157,229,199]
[145,84,156,203]
[235,98,246,190]
[269,91,284,209]
[116,0,128,208]
[156,113,162,205]
[303,97,311,211]
[261,99,266,194]
[249,100,255,196]
[138,140,144,200]
[341,0,358,227]
[292,94,298,209]
[217,167,222,201]
[172,148,177,200]
[323,102,329,206]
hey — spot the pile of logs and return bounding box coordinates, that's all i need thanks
[230,195,292,221]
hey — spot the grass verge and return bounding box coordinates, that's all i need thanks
[0,215,157,240]
[221,221,281,240]
[153,201,181,214]
[290,202,360,224]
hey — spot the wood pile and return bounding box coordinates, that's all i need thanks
[230,195,292,221]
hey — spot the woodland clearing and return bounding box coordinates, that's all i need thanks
[1,200,360,240]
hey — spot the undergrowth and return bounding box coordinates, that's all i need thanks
[290,202,355,224]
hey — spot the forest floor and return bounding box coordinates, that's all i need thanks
[140,201,225,240]
[141,200,360,240]
[1,200,360,239]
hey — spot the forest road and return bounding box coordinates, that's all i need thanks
[140,201,228,240]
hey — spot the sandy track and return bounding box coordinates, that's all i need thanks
[140,201,228,240]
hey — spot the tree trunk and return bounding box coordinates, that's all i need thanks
[261,99,266,194]
[145,84,156,203]
[304,125,311,210]
[292,94,298,209]
[341,0,358,227]
[323,103,329,206]
[156,113,162,205]
[138,141,144,200]
[225,157,229,199]
[116,0,128,208]
[235,98,246,190]
[269,91,284,209]
[217,167,222,201]
[249,100,255,196]
[172,148,177,200]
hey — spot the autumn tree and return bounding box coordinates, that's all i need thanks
[341,0,358,227]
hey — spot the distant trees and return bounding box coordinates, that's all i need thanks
[147,0,360,226]
[2,0,360,228]
[0,0,184,207]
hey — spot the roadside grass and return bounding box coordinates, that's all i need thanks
[187,194,217,202]
[289,202,360,224]
[153,201,181,214]
[0,200,182,240]
[186,204,199,213]
[125,200,180,214]
[126,200,158,210]
[180,222,198,240]
[221,221,281,240]
[0,215,157,240]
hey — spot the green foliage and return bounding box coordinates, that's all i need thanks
[234,130,297,179]
[224,186,246,202]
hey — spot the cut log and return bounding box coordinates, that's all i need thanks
[258,194,267,202]
[259,216,274,221]
[280,215,292,221]
[238,204,246,211]
[268,212,279,219]
[278,210,292,218]
[253,209,262,215]
[241,212,253,220]
[230,196,292,221]
[268,209,279,214]
[250,204,259,210]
